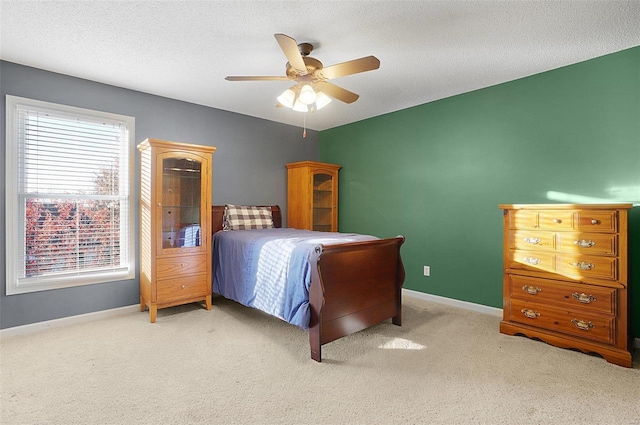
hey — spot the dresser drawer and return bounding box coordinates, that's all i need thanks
[510,230,555,251]
[512,231,617,256]
[508,275,616,315]
[574,211,617,233]
[507,250,556,274]
[557,254,617,281]
[556,232,617,256]
[538,211,574,230]
[510,299,615,345]
[508,210,540,230]
[157,274,209,303]
[157,254,207,279]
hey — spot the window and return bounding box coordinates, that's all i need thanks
[5,96,135,295]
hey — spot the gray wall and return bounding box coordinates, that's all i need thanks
[0,60,319,329]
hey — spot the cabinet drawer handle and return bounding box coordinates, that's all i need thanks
[571,262,594,270]
[553,218,562,224]
[573,240,595,248]
[523,237,541,245]
[181,285,186,289]
[571,319,595,331]
[520,309,540,319]
[523,257,541,265]
[572,292,596,304]
[522,285,542,295]
[590,219,600,225]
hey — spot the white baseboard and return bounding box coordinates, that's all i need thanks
[0,304,140,339]
[3,292,640,350]
[402,288,640,350]
[403,288,503,317]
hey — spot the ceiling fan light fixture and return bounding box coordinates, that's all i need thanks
[278,88,331,113]
[292,98,310,112]
[298,84,317,105]
[276,88,296,108]
[315,91,331,110]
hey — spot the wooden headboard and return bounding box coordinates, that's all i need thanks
[211,205,282,234]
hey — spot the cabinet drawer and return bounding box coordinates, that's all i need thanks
[157,274,209,303]
[510,300,614,344]
[510,231,555,251]
[538,211,574,230]
[508,275,616,315]
[507,250,556,274]
[157,254,207,279]
[557,254,617,281]
[556,233,617,256]
[574,211,617,233]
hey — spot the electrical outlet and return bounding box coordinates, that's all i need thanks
[423,266,430,276]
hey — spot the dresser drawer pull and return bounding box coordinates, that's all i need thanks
[553,218,562,224]
[520,309,540,319]
[572,292,596,304]
[571,319,595,331]
[181,285,186,289]
[523,237,541,245]
[590,219,600,225]
[522,285,542,295]
[523,257,541,265]
[573,239,596,248]
[571,261,595,270]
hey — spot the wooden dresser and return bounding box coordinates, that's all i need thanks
[498,203,633,367]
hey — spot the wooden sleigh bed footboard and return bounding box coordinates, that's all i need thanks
[211,205,405,362]
[309,236,406,362]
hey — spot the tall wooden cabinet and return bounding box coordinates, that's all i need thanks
[499,204,633,367]
[287,161,341,232]
[138,139,216,322]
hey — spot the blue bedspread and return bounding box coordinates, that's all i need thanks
[212,228,378,329]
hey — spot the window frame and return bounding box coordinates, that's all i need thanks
[5,95,136,295]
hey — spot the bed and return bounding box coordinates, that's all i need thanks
[211,205,406,362]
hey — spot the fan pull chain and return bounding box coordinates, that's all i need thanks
[303,113,307,138]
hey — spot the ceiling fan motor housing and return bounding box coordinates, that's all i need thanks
[286,57,324,79]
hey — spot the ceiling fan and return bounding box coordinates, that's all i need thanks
[225,33,380,112]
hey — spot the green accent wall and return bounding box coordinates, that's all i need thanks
[320,46,640,338]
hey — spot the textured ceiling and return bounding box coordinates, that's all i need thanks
[1,1,639,131]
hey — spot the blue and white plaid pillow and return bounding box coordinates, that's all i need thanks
[223,205,274,230]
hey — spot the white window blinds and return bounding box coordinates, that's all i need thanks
[6,96,135,294]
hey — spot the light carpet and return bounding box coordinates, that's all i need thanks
[1,295,639,425]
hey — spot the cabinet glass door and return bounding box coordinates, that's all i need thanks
[313,172,334,231]
[161,156,202,250]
